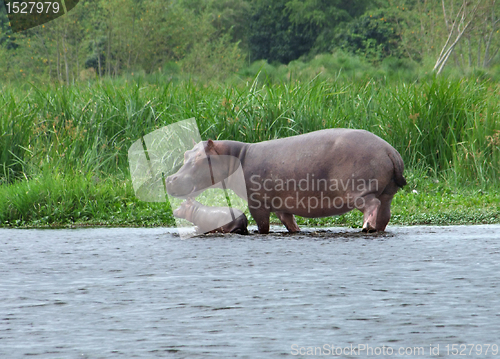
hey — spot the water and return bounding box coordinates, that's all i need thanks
[1,225,500,358]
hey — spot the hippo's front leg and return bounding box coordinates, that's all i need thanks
[249,207,271,234]
[276,212,300,233]
[194,226,203,235]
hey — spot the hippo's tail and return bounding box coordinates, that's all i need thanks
[388,150,407,188]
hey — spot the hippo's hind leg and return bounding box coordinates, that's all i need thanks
[276,212,300,233]
[357,189,396,232]
[374,193,395,232]
[373,181,400,231]
[355,194,381,233]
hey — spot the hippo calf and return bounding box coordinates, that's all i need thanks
[173,198,249,235]
[167,128,406,234]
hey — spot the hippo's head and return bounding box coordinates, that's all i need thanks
[166,140,237,198]
[173,198,197,220]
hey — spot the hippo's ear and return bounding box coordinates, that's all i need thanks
[191,138,197,147]
[205,139,217,154]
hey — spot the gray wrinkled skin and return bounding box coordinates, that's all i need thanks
[166,129,406,234]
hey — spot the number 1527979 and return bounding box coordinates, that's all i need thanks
[5,2,60,14]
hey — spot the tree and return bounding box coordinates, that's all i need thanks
[248,0,315,63]
[471,0,500,68]
[286,0,373,54]
[389,0,500,72]
[338,8,403,62]
[248,0,375,63]
[205,0,252,48]
[434,0,481,74]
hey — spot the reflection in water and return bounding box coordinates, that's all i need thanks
[1,225,500,358]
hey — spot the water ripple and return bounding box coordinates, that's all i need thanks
[0,225,500,358]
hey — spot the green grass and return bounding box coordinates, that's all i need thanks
[1,168,498,229]
[1,73,499,228]
[0,171,174,227]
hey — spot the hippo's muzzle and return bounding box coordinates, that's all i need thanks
[165,174,195,198]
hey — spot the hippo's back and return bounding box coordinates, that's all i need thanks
[244,128,405,190]
[256,128,392,150]
[248,128,397,164]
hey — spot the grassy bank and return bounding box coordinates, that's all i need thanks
[1,169,498,229]
[1,74,499,228]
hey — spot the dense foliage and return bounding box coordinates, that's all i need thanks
[1,0,500,82]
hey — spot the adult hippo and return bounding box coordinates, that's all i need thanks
[166,128,406,234]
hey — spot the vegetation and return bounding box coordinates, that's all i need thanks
[2,0,500,82]
[1,69,499,227]
[1,0,499,228]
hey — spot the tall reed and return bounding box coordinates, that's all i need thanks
[1,75,499,187]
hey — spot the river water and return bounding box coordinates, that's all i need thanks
[1,225,500,358]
